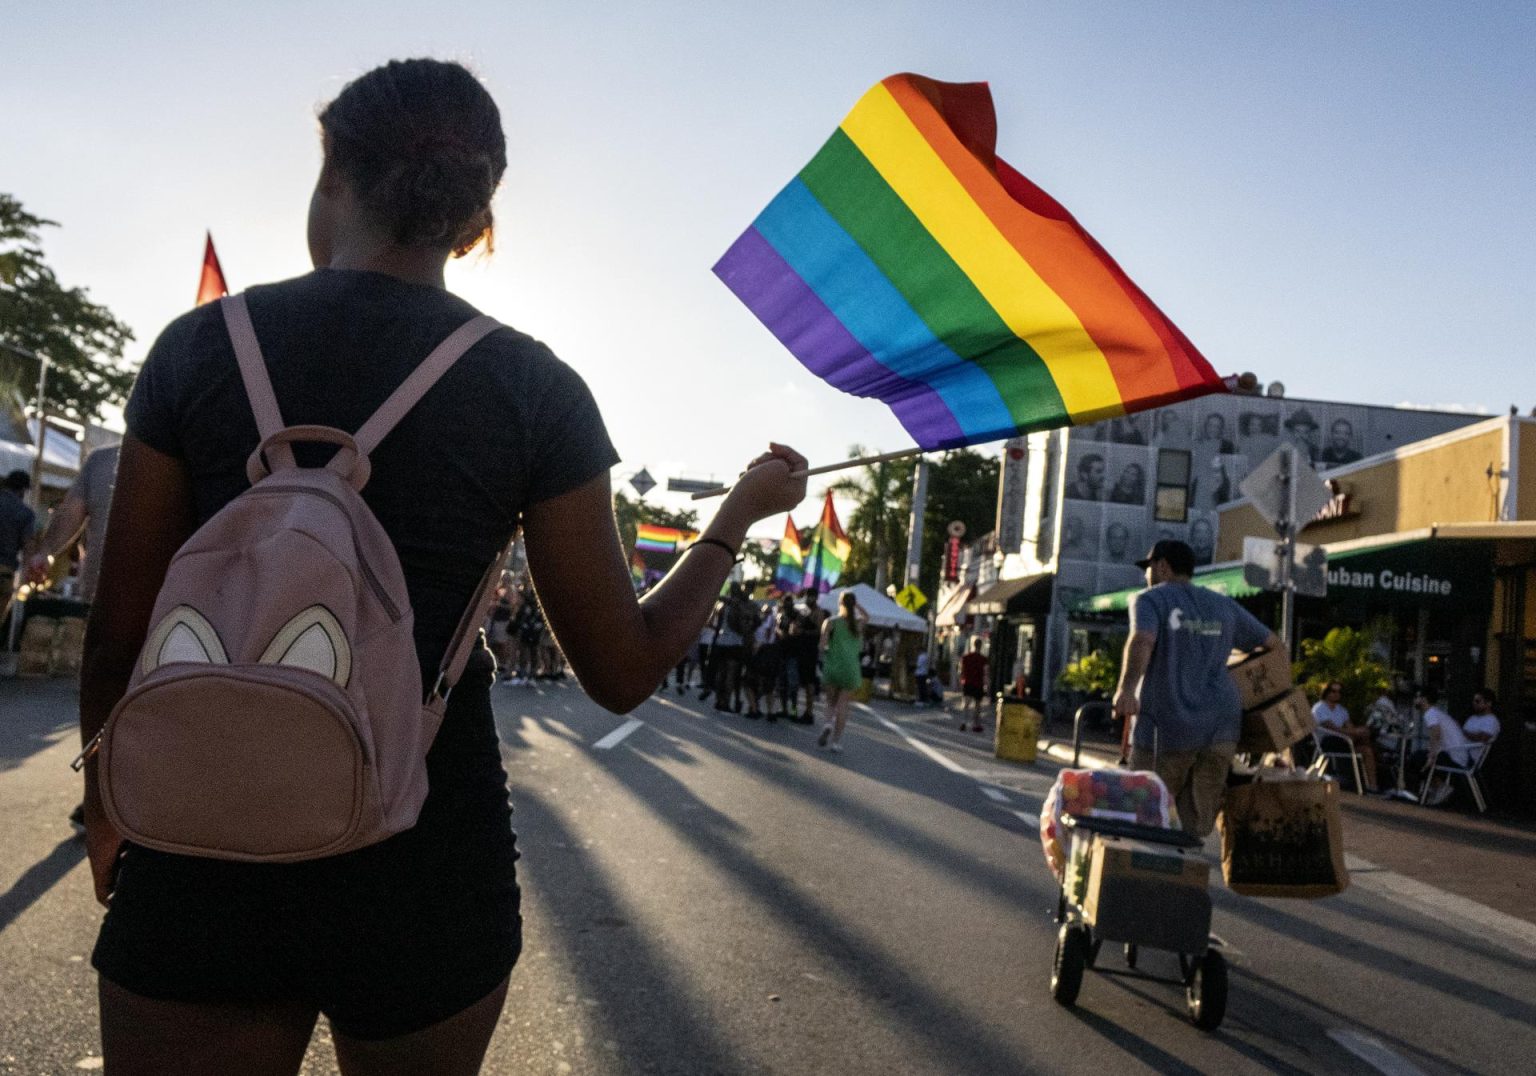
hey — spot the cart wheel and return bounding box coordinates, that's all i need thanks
[1051,925,1089,1006]
[1186,949,1228,1031]
[1123,943,1138,969]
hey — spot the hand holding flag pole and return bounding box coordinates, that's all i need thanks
[690,446,922,500]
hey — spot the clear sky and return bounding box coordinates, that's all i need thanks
[6,1,1532,541]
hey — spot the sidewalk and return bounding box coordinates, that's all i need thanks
[878,695,1536,929]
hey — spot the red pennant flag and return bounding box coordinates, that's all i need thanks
[196,232,229,306]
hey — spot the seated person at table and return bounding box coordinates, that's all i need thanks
[1464,688,1501,744]
[1411,686,1471,806]
[1312,681,1378,792]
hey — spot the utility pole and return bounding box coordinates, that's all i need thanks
[1276,444,1298,656]
[904,456,929,585]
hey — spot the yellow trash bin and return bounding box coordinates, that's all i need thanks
[994,693,1040,764]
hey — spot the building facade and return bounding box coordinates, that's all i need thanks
[976,391,1484,705]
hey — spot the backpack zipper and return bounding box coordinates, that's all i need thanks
[246,484,402,622]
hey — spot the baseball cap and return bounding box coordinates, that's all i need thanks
[1134,539,1196,575]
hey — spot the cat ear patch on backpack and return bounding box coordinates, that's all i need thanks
[259,606,351,687]
[142,607,229,673]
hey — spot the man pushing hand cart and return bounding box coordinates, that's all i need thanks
[1037,540,1284,1031]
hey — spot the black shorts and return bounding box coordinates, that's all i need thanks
[92,671,522,1041]
[962,683,984,700]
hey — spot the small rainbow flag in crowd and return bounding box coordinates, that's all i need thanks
[773,514,804,594]
[802,493,850,594]
[635,523,699,554]
[714,74,1226,451]
[630,549,647,587]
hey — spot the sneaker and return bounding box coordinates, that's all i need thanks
[745,710,762,720]
[766,712,778,723]
[1425,783,1453,806]
[817,725,833,748]
[69,803,86,833]
[830,741,844,753]
[699,688,713,701]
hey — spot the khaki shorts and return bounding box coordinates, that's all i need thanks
[1130,740,1237,838]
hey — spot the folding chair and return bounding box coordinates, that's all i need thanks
[1310,727,1365,794]
[1419,740,1495,813]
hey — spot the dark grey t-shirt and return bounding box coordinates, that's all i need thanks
[1130,581,1271,751]
[125,268,618,786]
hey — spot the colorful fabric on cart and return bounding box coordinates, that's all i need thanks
[634,523,699,553]
[713,73,1227,451]
[801,492,850,594]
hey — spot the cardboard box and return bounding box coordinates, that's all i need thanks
[1083,834,1212,951]
[1240,687,1316,755]
[1228,647,1293,711]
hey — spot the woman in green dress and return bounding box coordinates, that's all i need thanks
[817,591,869,752]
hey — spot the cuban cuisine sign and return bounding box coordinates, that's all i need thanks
[1321,541,1490,608]
[1326,565,1453,597]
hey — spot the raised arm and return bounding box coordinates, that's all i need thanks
[523,443,806,713]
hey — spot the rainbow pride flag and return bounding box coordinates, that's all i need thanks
[630,549,647,587]
[714,74,1226,451]
[635,523,699,554]
[802,493,851,594]
[773,514,804,593]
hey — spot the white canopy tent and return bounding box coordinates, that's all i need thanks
[816,582,926,633]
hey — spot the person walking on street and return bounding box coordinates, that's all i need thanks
[817,590,867,752]
[958,638,988,732]
[1112,539,1279,837]
[76,57,808,1072]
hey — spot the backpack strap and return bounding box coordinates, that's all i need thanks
[222,294,296,472]
[428,537,515,713]
[352,315,502,457]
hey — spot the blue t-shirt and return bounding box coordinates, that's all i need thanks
[1130,582,1271,751]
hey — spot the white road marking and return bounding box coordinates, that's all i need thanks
[1011,809,1038,827]
[1326,1029,1428,1076]
[861,706,974,777]
[650,696,701,718]
[1345,854,1536,961]
[981,787,1011,803]
[592,718,645,751]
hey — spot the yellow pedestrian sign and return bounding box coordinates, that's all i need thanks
[895,583,928,612]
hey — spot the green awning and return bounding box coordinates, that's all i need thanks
[1073,563,1252,616]
[1069,536,1437,617]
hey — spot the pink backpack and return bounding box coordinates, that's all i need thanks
[96,294,507,862]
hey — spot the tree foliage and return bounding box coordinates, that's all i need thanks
[1058,649,1119,697]
[826,445,1000,596]
[611,490,700,554]
[0,194,135,423]
[1293,626,1391,721]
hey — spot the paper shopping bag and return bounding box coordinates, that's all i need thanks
[1219,773,1349,898]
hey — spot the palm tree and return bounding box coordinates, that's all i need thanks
[825,445,915,592]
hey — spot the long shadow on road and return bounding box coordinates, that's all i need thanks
[626,701,1054,915]
[510,786,745,1076]
[0,680,79,774]
[579,733,1046,1075]
[0,837,86,935]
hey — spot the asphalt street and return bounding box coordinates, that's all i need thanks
[2,675,1534,1074]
